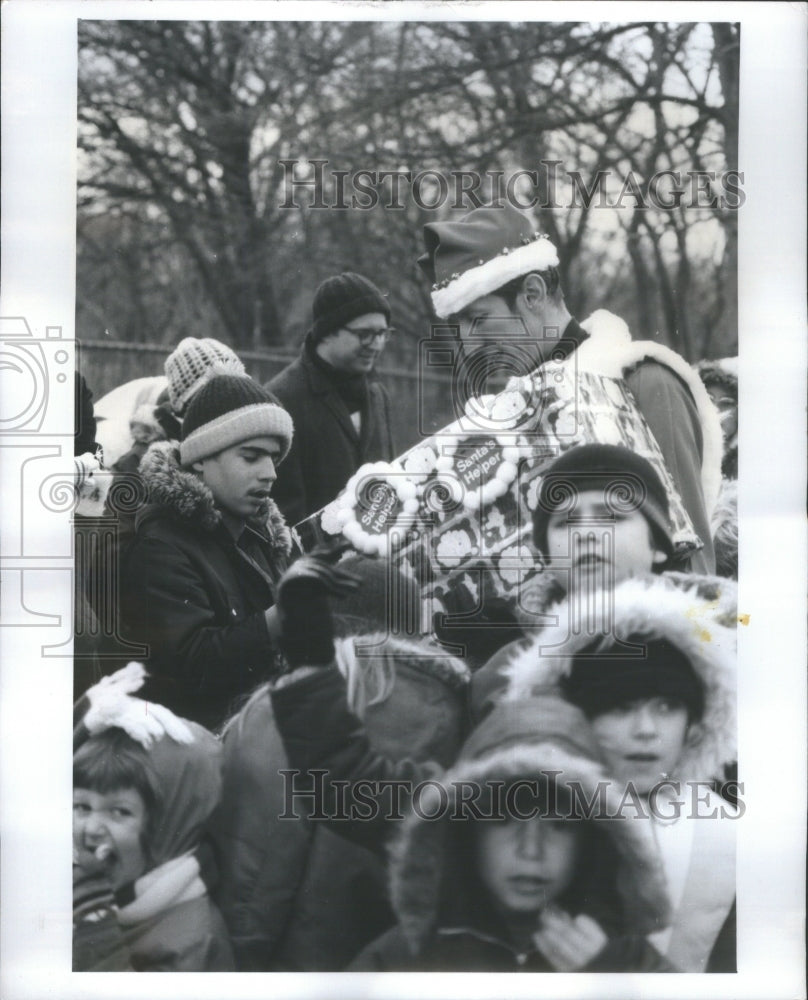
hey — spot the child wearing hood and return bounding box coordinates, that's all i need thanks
[264,555,672,972]
[350,692,673,971]
[72,664,233,971]
[503,575,738,971]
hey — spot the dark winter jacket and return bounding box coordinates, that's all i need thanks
[266,344,395,526]
[350,695,674,972]
[211,634,469,970]
[120,442,295,729]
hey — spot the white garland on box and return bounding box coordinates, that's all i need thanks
[330,461,420,557]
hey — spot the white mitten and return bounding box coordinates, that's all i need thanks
[83,662,194,748]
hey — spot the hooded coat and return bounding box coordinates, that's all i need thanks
[120,441,295,730]
[501,575,738,972]
[73,719,234,972]
[210,633,470,970]
[351,694,673,972]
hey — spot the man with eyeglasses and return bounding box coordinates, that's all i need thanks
[266,272,396,525]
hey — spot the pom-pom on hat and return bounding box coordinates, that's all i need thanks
[532,444,675,562]
[309,272,391,344]
[179,375,294,466]
[417,203,560,318]
[165,337,246,413]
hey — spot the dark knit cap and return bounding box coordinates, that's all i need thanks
[532,444,674,561]
[180,374,294,465]
[309,272,391,344]
[562,637,705,722]
[332,555,421,637]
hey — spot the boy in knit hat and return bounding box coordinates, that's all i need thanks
[504,575,738,972]
[120,374,296,729]
[418,203,722,575]
[267,272,396,525]
[471,443,676,720]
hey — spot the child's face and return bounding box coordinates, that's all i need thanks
[589,696,690,793]
[544,489,665,591]
[475,815,579,916]
[73,787,148,890]
[194,436,281,520]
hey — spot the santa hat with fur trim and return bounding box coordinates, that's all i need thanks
[418,204,560,318]
[501,575,737,782]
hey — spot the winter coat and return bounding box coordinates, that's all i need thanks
[266,346,396,526]
[211,634,470,971]
[351,694,673,972]
[73,716,234,972]
[120,441,295,729]
[502,574,738,972]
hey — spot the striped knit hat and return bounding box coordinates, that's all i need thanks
[165,337,246,413]
[179,375,293,466]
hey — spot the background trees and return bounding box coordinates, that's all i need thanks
[77,19,740,369]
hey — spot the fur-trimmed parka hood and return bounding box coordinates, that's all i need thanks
[388,692,672,956]
[138,440,294,559]
[502,575,737,782]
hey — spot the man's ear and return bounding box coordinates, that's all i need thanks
[191,460,205,474]
[519,272,548,310]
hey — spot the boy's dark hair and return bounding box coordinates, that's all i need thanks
[562,637,706,724]
[74,729,160,867]
[494,268,563,311]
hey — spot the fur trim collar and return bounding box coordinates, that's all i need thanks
[575,311,725,517]
[139,441,293,558]
[502,575,737,781]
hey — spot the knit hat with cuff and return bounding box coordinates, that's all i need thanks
[179,375,293,466]
[165,337,246,414]
[532,444,675,563]
[309,272,391,344]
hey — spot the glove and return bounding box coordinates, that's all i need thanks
[276,542,360,669]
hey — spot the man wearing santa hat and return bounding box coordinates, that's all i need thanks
[418,204,722,574]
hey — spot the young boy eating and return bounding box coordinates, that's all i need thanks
[73,666,233,971]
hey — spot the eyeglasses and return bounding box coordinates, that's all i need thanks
[342,325,396,346]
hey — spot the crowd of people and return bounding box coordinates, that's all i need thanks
[72,203,739,973]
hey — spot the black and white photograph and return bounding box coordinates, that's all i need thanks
[0,2,805,998]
